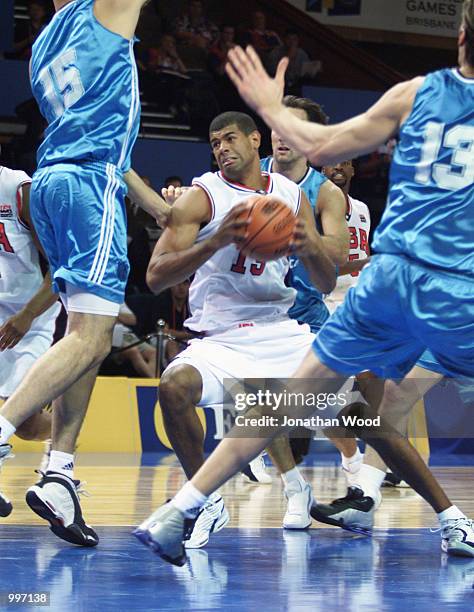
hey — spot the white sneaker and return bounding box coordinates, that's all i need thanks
[241,455,272,485]
[184,493,229,549]
[26,472,98,547]
[283,481,313,529]
[441,518,474,557]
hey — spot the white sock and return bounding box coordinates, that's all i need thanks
[172,481,208,518]
[47,450,75,479]
[438,505,466,525]
[341,447,363,474]
[281,466,306,490]
[357,464,386,500]
[0,415,16,445]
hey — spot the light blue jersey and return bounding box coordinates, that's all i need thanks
[30,0,140,172]
[260,157,329,333]
[373,69,474,276]
[313,68,474,378]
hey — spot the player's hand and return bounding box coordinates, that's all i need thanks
[0,310,35,351]
[161,186,190,206]
[226,46,288,116]
[209,201,251,251]
[153,200,172,229]
[288,219,318,257]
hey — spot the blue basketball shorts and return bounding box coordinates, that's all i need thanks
[30,161,130,304]
[313,254,474,379]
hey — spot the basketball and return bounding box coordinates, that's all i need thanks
[238,195,296,261]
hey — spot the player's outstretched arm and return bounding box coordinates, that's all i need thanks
[0,184,58,351]
[93,0,150,39]
[291,193,336,294]
[146,187,251,294]
[317,181,349,265]
[124,169,171,228]
[226,46,424,166]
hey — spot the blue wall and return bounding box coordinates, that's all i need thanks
[0,59,31,115]
[303,85,383,123]
[132,139,211,188]
[0,0,14,54]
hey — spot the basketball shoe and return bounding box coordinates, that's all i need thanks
[310,486,381,534]
[133,501,187,566]
[283,481,313,529]
[241,454,272,484]
[440,518,474,557]
[382,470,410,488]
[0,444,13,517]
[184,493,229,548]
[25,472,98,547]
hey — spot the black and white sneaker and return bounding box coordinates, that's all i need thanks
[441,518,474,557]
[25,472,98,547]
[0,490,12,517]
[382,470,410,488]
[0,444,13,517]
[310,486,381,534]
[241,455,272,485]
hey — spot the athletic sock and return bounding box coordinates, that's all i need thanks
[46,450,75,479]
[438,505,466,526]
[341,447,363,474]
[281,466,307,491]
[172,481,208,518]
[357,464,386,500]
[0,416,16,446]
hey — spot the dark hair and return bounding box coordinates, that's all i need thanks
[164,175,183,187]
[209,112,258,136]
[463,0,474,67]
[282,95,328,125]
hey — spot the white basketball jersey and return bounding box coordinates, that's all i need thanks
[185,170,302,333]
[326,194,370,312]
[0,166,59,327]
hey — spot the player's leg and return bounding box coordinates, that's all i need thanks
[135,256,472,563]
[0,311,114,434]
[15,410,52,441]
[159,364,205,480]
[156,346,231,548]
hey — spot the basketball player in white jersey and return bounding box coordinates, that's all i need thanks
[0,164,60,517]
[140,111,336,549]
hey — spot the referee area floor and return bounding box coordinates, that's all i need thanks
[1,453,473,611]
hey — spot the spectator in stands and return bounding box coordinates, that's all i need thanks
[126,280,193,366]
[244,11,281,63]
[268,30,321,95]
[173,0,218,52]
[209,25,237,76]
[109,304,157,378]
[209,25,246,111]
[148,34,188,75]
[164,176,184,189]
[12,0,50,60]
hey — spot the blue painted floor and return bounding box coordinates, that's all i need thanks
[1,526,473,612]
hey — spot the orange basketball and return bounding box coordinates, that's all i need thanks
[239,195,296,261]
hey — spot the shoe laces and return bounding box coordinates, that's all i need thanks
[431,517,474,534]
[34,470,91,498]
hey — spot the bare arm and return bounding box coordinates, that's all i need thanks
[146,187,250,293]
[338,257,370,276]
[226,46,424,165]
[124,169,171,228]
[291,193,336,294]
[0,184,58,351]
[317,181,349,265]
[93,0,150,39]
